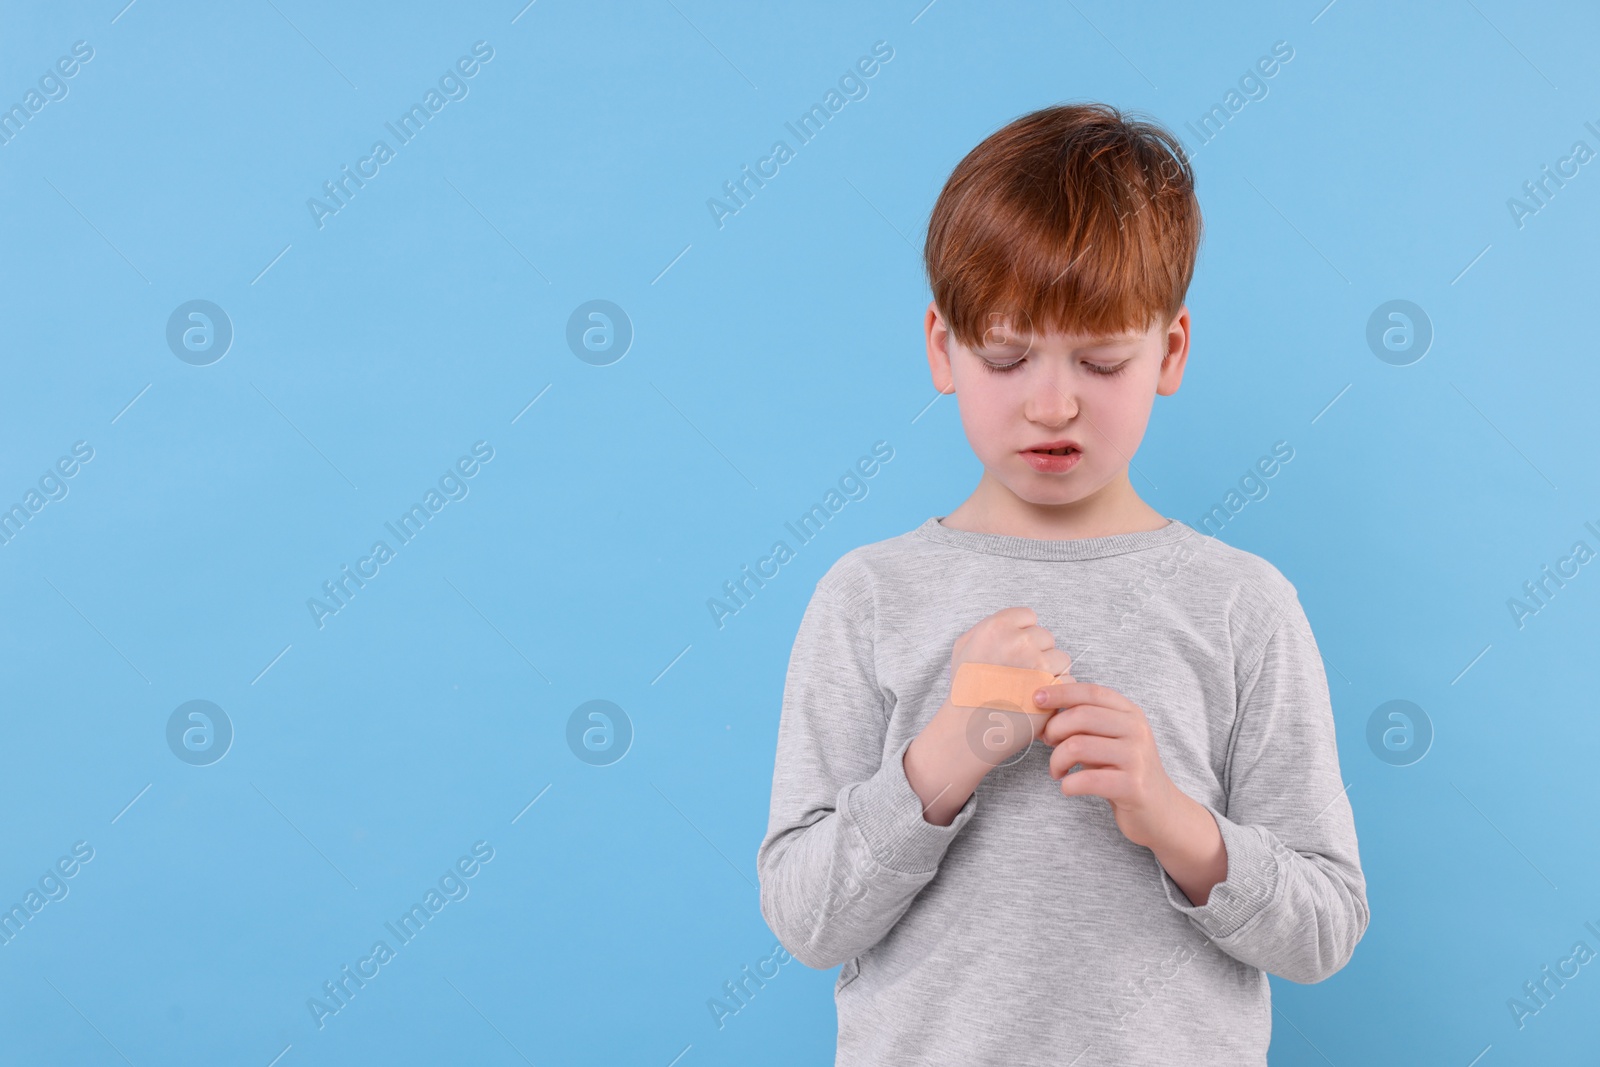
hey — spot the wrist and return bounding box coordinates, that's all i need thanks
[904,702,991,825]
[1138,781,1198,851]
[1146,788,1228,905]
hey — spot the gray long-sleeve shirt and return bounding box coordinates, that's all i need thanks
[756,516,1368,1066]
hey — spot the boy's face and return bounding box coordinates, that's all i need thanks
[924,303,1190,511]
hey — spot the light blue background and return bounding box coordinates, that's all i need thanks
[1,1,1597,1063]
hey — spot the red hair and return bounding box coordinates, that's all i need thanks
[924,102,1202,349]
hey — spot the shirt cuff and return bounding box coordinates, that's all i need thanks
[1157,802,1282,940]
[838,734,978,876]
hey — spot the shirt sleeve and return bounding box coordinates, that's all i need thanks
[756,571,978,971]
[1155,589,1370,984]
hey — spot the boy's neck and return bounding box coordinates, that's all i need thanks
[941,470,1169,542]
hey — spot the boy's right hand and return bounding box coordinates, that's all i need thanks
[947,607,1075,768]
[904,607,1075,826]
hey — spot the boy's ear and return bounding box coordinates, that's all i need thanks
[925,301,956,395]
[1156,306,1191,397]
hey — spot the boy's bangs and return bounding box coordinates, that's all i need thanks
[940,191,1178,350]
[924,103,1201,352]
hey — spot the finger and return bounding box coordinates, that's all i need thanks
[1031,681,1135,714]
[1039,648,1073,680]
[1041,705,1129,745]
[1057,767,1124,800]
[1020,625,1057,653]
[1049,734,1124,778]
[993,606,1038,629]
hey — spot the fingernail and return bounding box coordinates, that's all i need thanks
[1034,690,1047,705]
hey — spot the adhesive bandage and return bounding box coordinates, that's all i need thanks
[949,662,1064,714]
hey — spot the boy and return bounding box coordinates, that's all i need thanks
[755,103,1368,1066]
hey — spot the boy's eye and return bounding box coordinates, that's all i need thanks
[979,355,1132,375]
[979,358,1129,376]
[980,358,1024,373]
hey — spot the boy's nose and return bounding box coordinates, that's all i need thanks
[1024,377,1079,423]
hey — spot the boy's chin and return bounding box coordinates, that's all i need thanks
[1002,479,1096,508]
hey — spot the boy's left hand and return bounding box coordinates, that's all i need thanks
[1032,680,1185,850]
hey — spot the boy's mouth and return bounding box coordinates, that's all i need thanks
[1021,440,1083,472]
